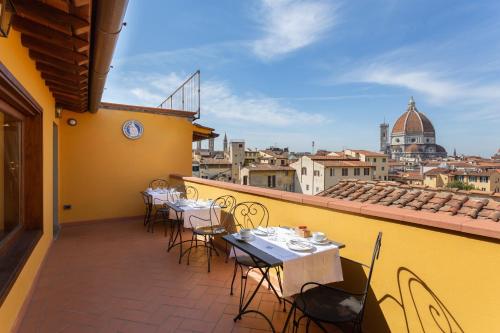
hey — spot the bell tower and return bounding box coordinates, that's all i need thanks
[380,121,389,153]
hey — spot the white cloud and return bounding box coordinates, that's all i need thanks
[346,65,500,107]
[252,0,336,60]
[104,72,327,127]
[202,80,326,126]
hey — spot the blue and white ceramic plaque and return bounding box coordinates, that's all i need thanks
[122,120,144,140]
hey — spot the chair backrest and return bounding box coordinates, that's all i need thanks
[358,232,383,322]
[177,185,198,201]
[232,202,269,229]
[210,195,237,227]
[149,179,168,189]
[140,191,152,206]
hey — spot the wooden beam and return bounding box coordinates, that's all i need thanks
[12,1,89,34]
[29,51,87,75]
[53,94,86,105]
[49,86,88,98]
[46,80,88,93]
[12,16,89,52]
[52,89,86,101]
[36,63,87,82]
[22,35,88,65]
[41,73,86,87]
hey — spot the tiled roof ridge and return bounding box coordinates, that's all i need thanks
[317,180,500,222]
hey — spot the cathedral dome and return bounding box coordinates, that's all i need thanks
[392,97,435,135]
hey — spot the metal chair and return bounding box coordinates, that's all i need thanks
[149,195,176,235]
[176,185,199,201]
[149,178,169,189]
[140,191,153,227]
[183,195,237,272]
[230,202,284,304]
[283,232,383,333]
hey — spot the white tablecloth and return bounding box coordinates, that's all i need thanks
[146,189,180,204]
[233,227,343,297]
[172,201,222,228]
[146,190,221,228]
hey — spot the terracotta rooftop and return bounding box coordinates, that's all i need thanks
[200,158,231,165]
[347,149,387,157]
[315,160,376,168]
[317,180,500,222]
[243,164,295,171]
[310,155,357,161]
[100,102,197,118]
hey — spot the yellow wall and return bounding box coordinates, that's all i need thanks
[0,30,58,333]
[181,178,500,333]
[60,109,193,223]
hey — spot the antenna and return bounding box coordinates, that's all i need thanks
[312,141,315,154]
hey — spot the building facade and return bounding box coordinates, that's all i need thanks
[240,165,295,192]
[291,155,375,195]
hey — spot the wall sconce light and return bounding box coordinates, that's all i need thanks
[55,105,62,118]
[0,0,15,38]
[67,118,77,126]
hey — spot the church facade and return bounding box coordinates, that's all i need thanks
[380,97,447,162]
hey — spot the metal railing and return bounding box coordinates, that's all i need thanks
[158,70,200,119]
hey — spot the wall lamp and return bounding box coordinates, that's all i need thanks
[67,118,77,126]
[0,0,15,38]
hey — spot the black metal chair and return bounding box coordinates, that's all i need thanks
[149,189,181,235]
[176,185,199,201]
[283,232,383,333]
[149,178,169,189]
[230,202,284,304]
[183,195,237,272]
[140,191,153,227]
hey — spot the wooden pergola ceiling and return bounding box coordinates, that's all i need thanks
[11,0,92,112]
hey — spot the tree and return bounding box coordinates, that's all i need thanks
[446,180,475,191]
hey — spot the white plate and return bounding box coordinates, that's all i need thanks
[233,233,255,242]
[286,240,315,251]
[311,239,331,245]
[252,229,268,236]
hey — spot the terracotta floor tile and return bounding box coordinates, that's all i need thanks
[16,219,282,333]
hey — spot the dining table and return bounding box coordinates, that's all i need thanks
[223,227,345,333]
[164,199,222,263]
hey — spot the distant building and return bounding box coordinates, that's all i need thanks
[240,165,295,192]
[343,149,389,180]
[381,97,447,164]
[229,140,245,183]
[290,155,375,195]
[424,168,500,192]
[492,149,500,160]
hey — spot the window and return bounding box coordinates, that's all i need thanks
[480,176,489,183]
[267,175,276,188]
[342,168,348,176]
[330,168,334,176]
[306,185,310,191]
[469,176,477,182]
[1,112,21,242]
[456,175,464,182]
[364,168,370,176]
[411,138,416,143]
[301,167,307,175]
[381,166,385,171]
[384,176,387,180]
[373,158,377,163]
[270,160,275,165]
[238,144,243,148]
[243,175,248,185]
[0,63,44,301]
[354,168,360,176]
[313,170,320,176]
[382,158,386,162]
[280,159,285,165]
[192,165,199,172]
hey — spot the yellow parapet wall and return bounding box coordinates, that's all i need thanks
[0,30,58,333]
[179,176,500,333]
[60,108,194,223]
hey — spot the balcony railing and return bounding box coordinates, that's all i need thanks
[159,70,200,120]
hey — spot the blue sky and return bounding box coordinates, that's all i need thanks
[103,0,500,156]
